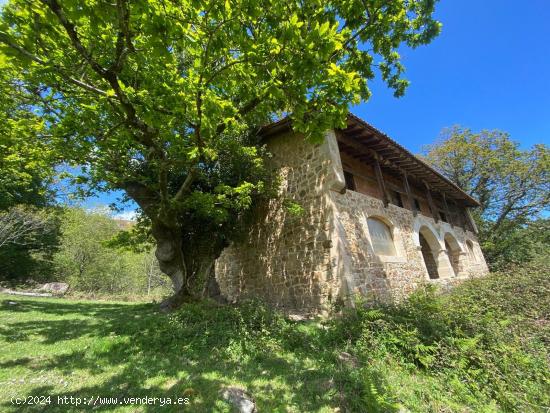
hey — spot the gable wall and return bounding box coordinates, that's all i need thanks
[215,130,343,312]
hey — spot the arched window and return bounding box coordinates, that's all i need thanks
[367,217,397,256]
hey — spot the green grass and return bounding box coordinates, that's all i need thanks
[0,263,548,412]
[0,295,345,412]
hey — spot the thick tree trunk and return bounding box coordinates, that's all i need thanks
[158,282,194,311]
[152,221,226,311]
[150,222,190,311]
[184,251,225,302]
[202,260,227,303]
[158,253,224,311]
[123,182,226,311]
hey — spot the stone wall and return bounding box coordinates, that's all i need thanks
[215,129,489,313]
[215,130,344,313]
[331,189,488,306]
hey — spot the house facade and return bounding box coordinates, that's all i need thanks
[215,114,489,313]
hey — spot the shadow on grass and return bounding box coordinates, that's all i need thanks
[0,297,398,412]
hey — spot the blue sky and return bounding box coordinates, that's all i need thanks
[3,0,548,216]
[357,0,550,151]
[80,0,550,216]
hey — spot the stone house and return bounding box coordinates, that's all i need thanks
[216,114,489,313]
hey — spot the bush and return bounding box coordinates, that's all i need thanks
[53,207,170,298]
[167,299,291,355]
[328,262,550,412]
[160,263,548,412]
[0,206,60,283]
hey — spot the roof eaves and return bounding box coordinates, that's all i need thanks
[346,114,480,207]
[258,113,480,207]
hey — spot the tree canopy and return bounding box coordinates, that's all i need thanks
[0,0,441,308]
[0,62,57,210]
[0,61,60,280]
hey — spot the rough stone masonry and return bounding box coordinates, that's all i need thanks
[216,114,489,314]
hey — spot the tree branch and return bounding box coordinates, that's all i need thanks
[214,96,262,136]
[41,0,159,145]
[331,3,373,60]
[41,0,107,76]
[0,32,109,96]
[110,0,134,73]
[0,207,52,249]
[173,168,198,202]
[119,180,159,217]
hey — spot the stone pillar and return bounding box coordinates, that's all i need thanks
[434,249,456,278]
[329,209,356,307]
[321,130,346,193]
[456,251,468,277]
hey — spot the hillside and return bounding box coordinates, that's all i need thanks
[0,263,548,412]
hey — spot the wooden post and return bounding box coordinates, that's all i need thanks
[465,207,479,234]
[442,192,453,227]
[424,181,439,223]
[402,172,417,216]
[373,153,389,207]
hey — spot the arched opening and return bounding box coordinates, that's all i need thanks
[367,217,397,256]
[444,233,461,276]
[418,226,440,279]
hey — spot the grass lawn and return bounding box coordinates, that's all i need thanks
[0,264,548,412]
[0,294,348,412]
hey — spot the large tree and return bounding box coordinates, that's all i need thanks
[423,127,549,268]
[0,0,441,309]
[0,61,57,210]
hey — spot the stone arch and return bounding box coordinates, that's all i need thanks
[418,225,441,279]
[444,233,462,276]
[412,216,441,249]
[362,212,407,260]
[365,213,395,230]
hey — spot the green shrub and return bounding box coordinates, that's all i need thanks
[167,299,291,353]
[328,262,550,412]
[160,263,549,412]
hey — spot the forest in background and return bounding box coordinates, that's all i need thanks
[0,205,170,298]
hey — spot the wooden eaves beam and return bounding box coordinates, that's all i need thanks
[465,208,479,234]
[339,132,467,210]
[372,151,390,207]
[442,192,454,227]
